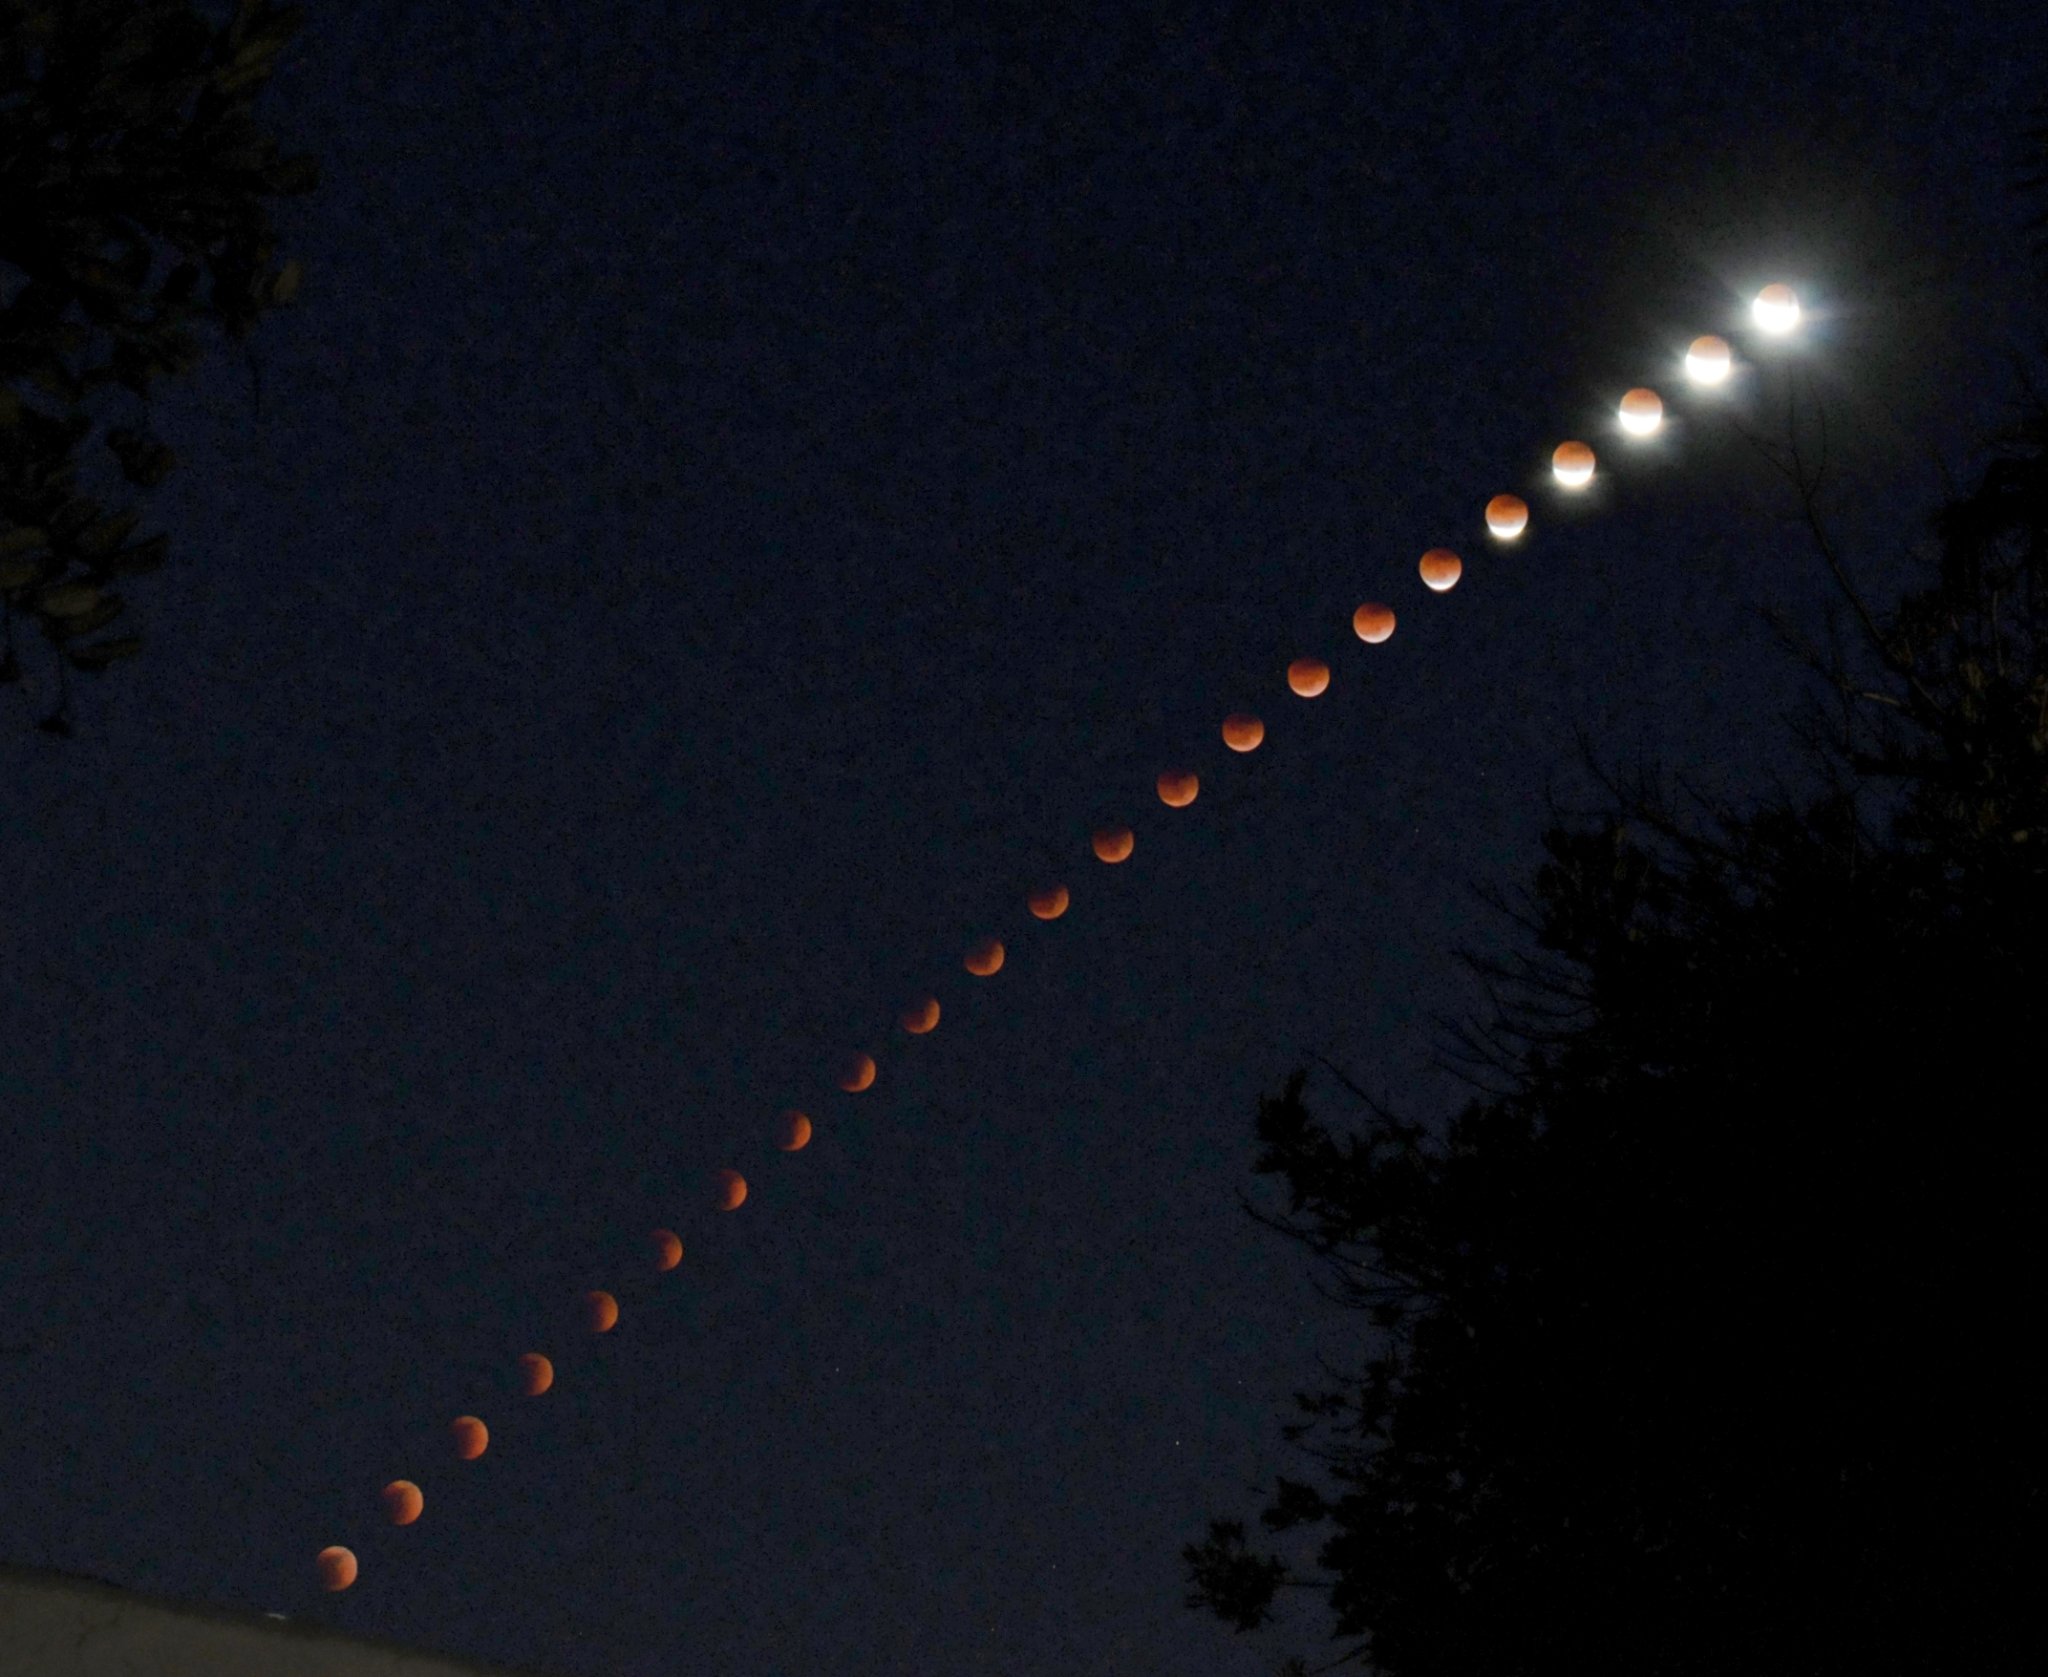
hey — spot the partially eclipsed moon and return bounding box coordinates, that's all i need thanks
[1351,604,1395,644]
[1752,283,1800,334]
[900,995,940,1033]
[382,1480,423,1526]
[518,1352,553,1396]
[1156,770,1198,808]
[1092,826,1134,863]
[584,1289,618,1333]
[838,1052,876,1092]
[1552,440,1595,488]
[1618,387,1663,435]
[1485,494,1528,539]
[713,1167,748,1209]
[649,1228,682,1272]
[776,1110,812,1151]
[965,936,1005,976]
[1287,658,1329,697]
[1221,714,1264,751]
[1419,549,1462,592]
[450,1416,488,1460]
[1684,334,1731,383]
[1028,884,1070,919]
[317,1546,357,1592]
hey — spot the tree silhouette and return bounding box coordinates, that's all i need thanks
[1,0,315,736]
[1186,390,2048,1672]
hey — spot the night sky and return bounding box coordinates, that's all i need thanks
[3,3,2042,1673]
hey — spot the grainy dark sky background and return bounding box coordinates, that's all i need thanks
[3,2,2042,1672]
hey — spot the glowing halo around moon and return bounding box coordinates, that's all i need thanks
[1684,334,1732,383]
[1618,387,1663,436]
[450,1416,488,1461]
[317,1546,357,1592]
[1419,549,1462,592]
[1092,826,1134,864]
[1156,770,1199,808]
[776,1110,813,1151]
[1752,283,1800,334]
[649,1228,682,1272]
[584,1289,619,1333]
[1028,883,1070,919]
[1484,495,1528,539]
[900,995,940,1033]
[1552,440,1595,487]
[964,936,1005,976]
[837,1052,876,1092]
[713,1168,749,1210]
[1351,604,1395,644]
[1287,658,1330,697]
[517,1352,553,1396]
[382,1481,423,1527]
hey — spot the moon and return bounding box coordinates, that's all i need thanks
[1156,770,1198,808]
[1684,333,1731,383]
[1484,494,1528,539]
[900,995,940,1032]
[1092,825,1134,864]
[1351,603,1395,644]
[1028,884,1070,919]
[1552,440,1595,487]
[776,1110,813,1151]
[837,1052,876,1092]
[382,1480,423,1526]
[1418,549,1462,592]
[584,1289,619,1332]
[518,1352,554,1396]
[964,936,1005,976]
[1752,283,1800,333]
[316,1546,357,1592]
[1221,714,1264,751]
[1287,658,1330,697]
[1617,387,1663,436]
[713,1167,749,1209]
[649,1228,683,1272]
[450,1416,488,1460]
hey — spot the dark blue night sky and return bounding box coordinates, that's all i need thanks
[3,3,2041,1672]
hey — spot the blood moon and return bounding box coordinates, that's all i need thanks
[382,1480,423,1526]
[776,1110,812,1151]
[1287,658,1330,698]
[649,1228,683,1272]
[1351,603,1395,645]
[964,936,1004,976]
[1221,714,1264,752]
[1092,826,1134,864]
[1552,440,1596,488]
[1485,494,1528,539]
[1156,770,1198,808]
[1419,548,1462,592]
[837,1052,876,1092]
[317,1546,357,1592]
[1027,884,1069,920]
[900,995,940,1033]
[450,1416,488,1460]
[517,1352,554,1396]
[584,1290,619,1333]
[713,1168,748,1210]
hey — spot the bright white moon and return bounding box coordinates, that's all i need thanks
[1684,334,1731,384]
[1752,284,1800,334]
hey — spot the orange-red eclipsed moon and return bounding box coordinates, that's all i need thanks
[1352,603,1396,644]
[1287,658,1330,697]
[1221,714,1264,752]
[649,1228,682,1272]
[518,1352,554,1396]
[1092,826,1134,864]
[450,1416,488,1461]
[1552,440,1595,487]
[837,1052,876,1093]
[713,1167,749,1210]
[1485,494,1528,539]
[1419,548,1463,592]
[776,1110,813,1151]
[382,1480,423,1526]
[584,1289,618,1333]
[317,1546,358,1592]
[1618,386,1663,435]
[1156,770,1199,808]
[900,995,940,1033]
[964,936,1005,976]
[1028,884,1070,920]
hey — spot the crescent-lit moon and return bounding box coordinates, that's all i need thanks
[1156,770,1198,808]
[450,1416,488,1460]
[1484,494,1528,539]
[1418,549,1462,592]
[1092,825,1134,864]
[1684,333,1731,383]
[1027,884,1070,919]
[1221,714,1264,751]
[900,995,940,1033]
[517,1352,554,1396]
[964,936,1005,976]
[776,1110,813,1151]
[317,1546,358,1592]
[1287,658,1329,697]
[1617,387,1663,435]
[381,1480,423,1526]
[584,1289,619,1333]
[837,1052,876,1092]
[1752,283,1800,334]
[1351,604,1395,644]
[649,1228,682,1272]
[1552,440,1595,488]
[713,1167,749,1209]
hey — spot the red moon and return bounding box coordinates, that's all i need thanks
[900,995,940,1033]
[518,1352,554,1396]
[1092,825,1134,864]
[1156,770,1199,808]
[964,936,1005,976]
[1552,440,1596,487]
[1419,548,1462,592]
[1485,494,1528,538]
[382,1480,423,1526]
[1352,603,1395,644]
[1028,884,1069,920]
[837,1052,876,1092]
[1287,658,1330,697]
[450,1416,488,1460]
[649,1228,682,1272]
[1221,714,1264,751]
[584,1289,619,1333]
[317,1546,357,1592]
[713,1167,748,1209]
[776,1110,813,1151]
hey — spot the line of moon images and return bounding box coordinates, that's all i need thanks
[312,284,1805,1592]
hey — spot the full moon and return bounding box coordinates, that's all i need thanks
[837,1052,876,1092]
[585,1289,619,1332]
[1484,495,1528,539]
[1093,825,1134,863]
[317,1546,357,1592]
[713,1167,749,1209]
[1221,714,1264,751]
[1028,884,1070,919]
[965,936,1005,976]
[1156,770,1199,808]
[900,995,940,1033]
[649,1228,682,1272]
[450,1416,488,1460]
[1684,333,1732,383]
[1618,387,1663,436]
[776,1110,813,1151]
[382,1480,423,1526]
[1287,658,1330,697]
[1752,283,1800,334]
[518,1352,554,1396]
[1419,549,1462,592]
[1552,440,1595,487]
[1351,604,1395,644]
